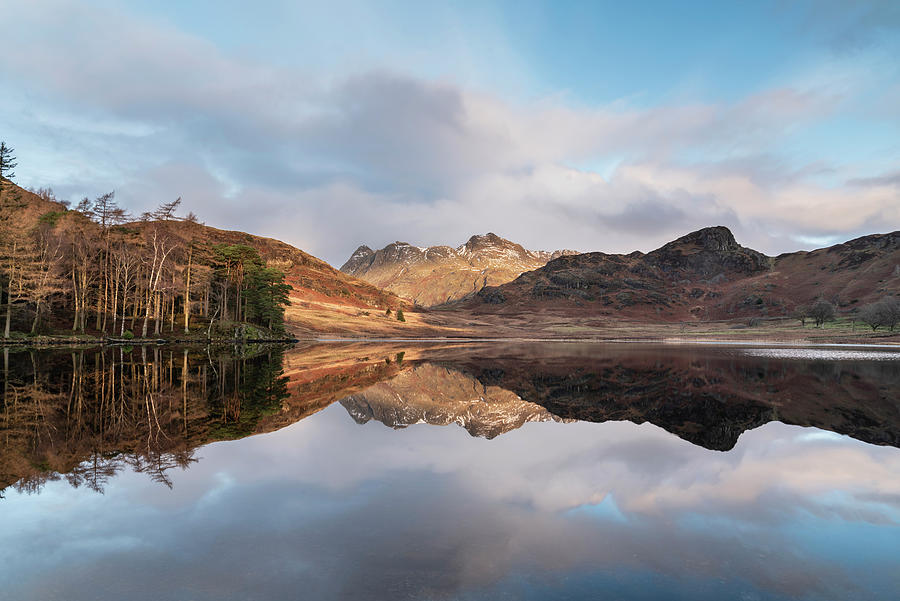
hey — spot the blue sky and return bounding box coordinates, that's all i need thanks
[1,0,898,264]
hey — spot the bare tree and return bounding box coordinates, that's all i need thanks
[90,191,130,333]
[809,299,835,328]
[140,220,177,338]
[0,233,28,337]
[152,197,182,221]
[792,304,809,327]
[859,297,900,332]
[63,214,100,333]
[111,241,140,336]
[25,222,65,333]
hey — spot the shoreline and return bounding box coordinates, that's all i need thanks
[5,335,898,350]
[0,336,299,349]
[309,336,900,348]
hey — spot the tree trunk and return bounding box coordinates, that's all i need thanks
[154,293,162,336]
[95,285,103,331]
[236,284,242,323]
[183,244,192,334]
[131,287,138,331]
[30,300,41,334]
[111,269,119,337]
[72,270,79,331]
[222,281,228,322]
[142,291,150,338]
[121,287,129,337]
[3,280,10,338]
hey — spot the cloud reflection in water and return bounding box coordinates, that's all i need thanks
[3,399,900,600]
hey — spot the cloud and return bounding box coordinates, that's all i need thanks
[849,169,900,188]
[1,0,898,266]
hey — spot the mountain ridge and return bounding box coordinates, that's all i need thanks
[456,225,900,323]
[340,232,577,306]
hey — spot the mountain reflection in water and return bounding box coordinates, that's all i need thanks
[2,342,900,600]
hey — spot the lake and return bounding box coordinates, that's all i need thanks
[2,342,900,600]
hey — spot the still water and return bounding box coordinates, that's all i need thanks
[1,342,899,600]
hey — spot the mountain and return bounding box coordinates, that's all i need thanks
[341,363,567,438]
[340,233,576,306]
[459,226,900,322]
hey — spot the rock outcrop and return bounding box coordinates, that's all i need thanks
[340,233,576,306]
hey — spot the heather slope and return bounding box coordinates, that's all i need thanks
[457,226,900,324]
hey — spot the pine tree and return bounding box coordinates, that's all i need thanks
[0,141,17,192]
[0,142,24,337]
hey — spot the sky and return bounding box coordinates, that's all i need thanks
[1,0,899,266]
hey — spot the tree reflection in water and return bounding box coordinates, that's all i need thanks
[4,341,900,498]
[1,345,289,495]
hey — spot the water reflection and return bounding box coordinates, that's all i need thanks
[2,342,900,600]
[414,343,900,450]
[1,345,290,494]
[3,342,900,495]
[341,362,570,438]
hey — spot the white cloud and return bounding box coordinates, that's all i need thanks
[1,0,898,266]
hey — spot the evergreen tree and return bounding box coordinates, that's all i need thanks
[244,265,291,331]
[0,142,24,337]
[0,141,17,192]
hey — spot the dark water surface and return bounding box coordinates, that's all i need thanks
[2,342,900,600]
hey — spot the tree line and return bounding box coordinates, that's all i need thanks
[0,142,291,338]
[793,296,899,332]
[858,297,900,332]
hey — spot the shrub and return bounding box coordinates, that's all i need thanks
[396,309,405,322]
[122,330,134,340]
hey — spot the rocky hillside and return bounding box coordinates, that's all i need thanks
[341,233,576,306]
[460,226,900,322]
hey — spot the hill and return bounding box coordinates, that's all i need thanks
[455,226,900,323]
[340,233,576,306]
[0,182,452,339]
